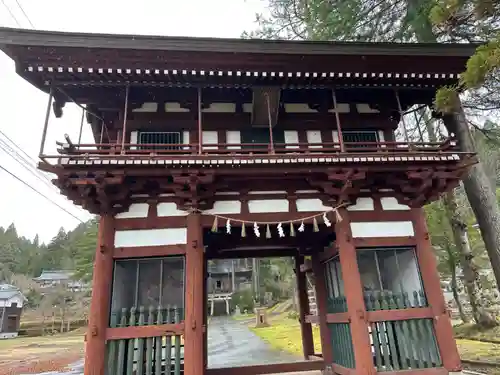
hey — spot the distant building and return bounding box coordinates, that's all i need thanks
[0,284,26,339]
[33,270,87,292]
[207,259,253,315]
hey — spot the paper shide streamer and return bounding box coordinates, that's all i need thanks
[208,204,345,238]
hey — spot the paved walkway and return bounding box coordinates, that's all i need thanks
[207,317,300,368]
[26,317,301,374]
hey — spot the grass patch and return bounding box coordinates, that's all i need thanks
[232,313,256,321]
[0,330,83,352]
[454,323,500,343]
[456,339,500,362]
[250,317,321,355]
[232,300,291,322]
[250,316,500,363]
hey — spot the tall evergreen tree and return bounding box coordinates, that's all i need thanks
[247,0,500,297]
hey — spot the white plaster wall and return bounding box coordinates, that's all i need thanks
[378,130,385,142]
[328,103,350,113]
[356,103,379,113]
[0,332,18,339]
[115,203,149,219]
[203,201,242,215]
[202,103,236,112]
[248,199,289,213]
[202,131,218,150]
[332,130,340,149]
[132,102,158,112]
[114,228,187,247]
[130,131,138,150]
[347,197,374,211]
[284,130,299,149]
[226,131,241,149]
[183,131,190,150]
[165,102,189,112]
[157,202,188,217]
[284,103,317,113]
[0,295,23,308]
[248,191,286,195]
[350,221,414,238]
[381,197,410,211]
[306,130,322,148]
[296,198,331,212]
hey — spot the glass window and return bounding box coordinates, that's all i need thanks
[357,247,426,308]
[324,256,345,298]
[138,132,182,150]
[343,130,378,150]
[110,256,185,320]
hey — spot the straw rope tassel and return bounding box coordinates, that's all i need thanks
[313,217,319,232]
[266,224,272,239]
[241,224,246,237]
[211,216,218,233]
[335,209,343,223]
[289,222,296,237]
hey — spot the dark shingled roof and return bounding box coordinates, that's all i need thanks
[0,27,479,57]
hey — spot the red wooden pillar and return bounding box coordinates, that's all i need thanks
[411,208,462,372]
[184,213,205,375]
[84,215,114,375]
[311,254,333,365]
[336,210,375,375]
[295,255,314,360]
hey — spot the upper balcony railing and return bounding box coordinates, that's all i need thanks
[45,137,470,167]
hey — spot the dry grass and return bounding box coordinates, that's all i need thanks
[0,330,85,375]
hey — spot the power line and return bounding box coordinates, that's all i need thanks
[13,0,33,28]
[0,132,87,219]
[0,163,85,223]
[0,130,89,217]
[0,131,54,185]
[0,139,57,192]
[1,0,21,27]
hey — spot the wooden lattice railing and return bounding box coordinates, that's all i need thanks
[365,292,441,372]
[106,306,184,375]
[326,291,442,372]
[49,138,464,161]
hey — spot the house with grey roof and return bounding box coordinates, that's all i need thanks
[0,284,25,339]
[33,270,87,292]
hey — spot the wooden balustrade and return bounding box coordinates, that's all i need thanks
[107,306,184,375]
[328,322,356,369]
[50,138,462,161]
[325,291,442,373]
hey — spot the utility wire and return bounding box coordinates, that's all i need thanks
[13,0,33,28]
[0,163,85,223]
[0,133,89,220]
[0,139,57,192]
[0,132,54,185]
[1,0,21,27]
[0,130,59,188]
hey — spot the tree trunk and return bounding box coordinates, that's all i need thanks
[448,252,469,323]
[443,192,498,327]
[442,101,500,293]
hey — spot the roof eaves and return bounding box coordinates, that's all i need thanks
[0,27,480,58]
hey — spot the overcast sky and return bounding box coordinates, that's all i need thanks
[0,0,264,243]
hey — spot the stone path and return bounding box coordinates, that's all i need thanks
[26,317,300,374]
[207,317,300,368]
